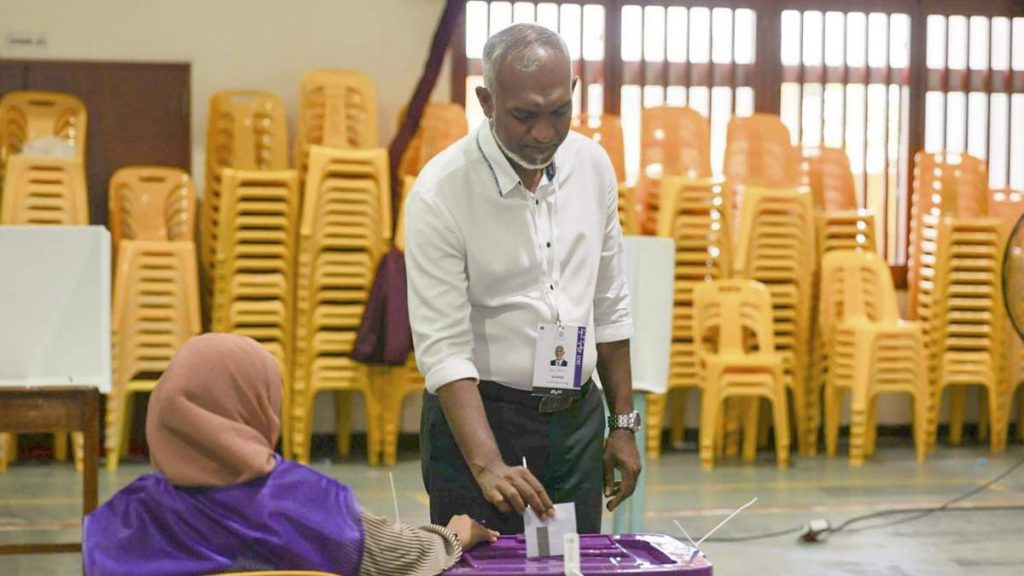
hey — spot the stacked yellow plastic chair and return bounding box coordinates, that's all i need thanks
[637,107,711,234]
[293,145,390,464]
[734,186,816,455]
[645,176,732,459]
[399,103,468,178]
[693,280,790,469]
[106,166,200,470]
[210,169,299,458]
[296,69,379,181]
[907,152,988,319]
[109,167,195,246]
[989,189,1024,441]
[918,215,1009,452]
[0,122,89,468]
[201,91,290,322]
[0,91,87,198]
[819,250,928,465]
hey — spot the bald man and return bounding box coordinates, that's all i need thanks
[406,23,641,535]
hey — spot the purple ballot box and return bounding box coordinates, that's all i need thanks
[445,533,713,575]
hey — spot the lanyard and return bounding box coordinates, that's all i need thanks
[477,131,562,325]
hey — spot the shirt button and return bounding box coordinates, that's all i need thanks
[546,242,551,248]
[535,199,539,206]
[549,284,554,290]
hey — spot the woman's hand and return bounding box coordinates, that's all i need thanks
[446,514,499,550]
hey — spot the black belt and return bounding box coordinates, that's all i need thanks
[477,380,592,413]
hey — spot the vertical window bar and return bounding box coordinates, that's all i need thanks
[732,8,740,114]
[964,17,972,153]
[820,10,828,151]
[883,14,892,255]
[944,15,951,151]
[1009,19,1014,188]
[862,15,870,204]
[843,13,850,161]
[797,13,805,145]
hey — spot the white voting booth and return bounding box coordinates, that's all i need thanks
[595,236,675,533]
[0,227,111,392]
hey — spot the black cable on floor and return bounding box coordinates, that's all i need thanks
[680,453,1024,544]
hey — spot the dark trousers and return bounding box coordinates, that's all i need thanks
[420,381,605,534]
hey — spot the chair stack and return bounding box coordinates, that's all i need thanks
[646,176,732,459]
[106,166,200,470]
[201,91,290,322]
[693,280,791,470]
[637,107,712,234]
[0,95,88,467]
[292,145,390,465]
[296,69,379,180]
[734,186,817,455]
[907,152,988,319]
[918,215,1009,452]
[819,250,928,465]
[210,169,300,457]
[399,103,468,179]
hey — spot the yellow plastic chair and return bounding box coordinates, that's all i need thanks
[0,91,87,194]
[637,106,712,234]
[1,155,89,225]
[693,280,790,469]
[724,114,801,191]
[106,240,201,470]
[296,69,379,187]
[819,250,928,465]
[293,146,390,465]
[572,113,627,183]
[804,147,857,212]
[646,176,732,459]
[108,166,196,247]
[399,103,468,178]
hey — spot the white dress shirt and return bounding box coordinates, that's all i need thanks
[405,122,633,393]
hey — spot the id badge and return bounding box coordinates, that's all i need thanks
[532,322,586,396]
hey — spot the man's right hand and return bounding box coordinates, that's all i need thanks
[474,461,556,519]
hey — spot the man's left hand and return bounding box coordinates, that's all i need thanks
[602,428,642,512]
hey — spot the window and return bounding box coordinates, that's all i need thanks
[779,9,911,261]
[453,0,1024,269]
[924,15,1024,194]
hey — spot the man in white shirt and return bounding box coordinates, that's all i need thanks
[406,23,641,535]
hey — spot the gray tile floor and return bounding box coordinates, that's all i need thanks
[2,439,1023,575]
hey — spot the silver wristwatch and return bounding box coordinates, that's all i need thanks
[607,410,642,433]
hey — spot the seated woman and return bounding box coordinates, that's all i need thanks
[84,333,496,575]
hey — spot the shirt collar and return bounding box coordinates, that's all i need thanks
[476,122,558,197]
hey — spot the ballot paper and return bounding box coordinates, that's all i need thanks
[525,502,577,558]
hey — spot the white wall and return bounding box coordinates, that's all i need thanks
[0,0,453,191]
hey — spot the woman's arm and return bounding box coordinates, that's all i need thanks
[358,512,497,576]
